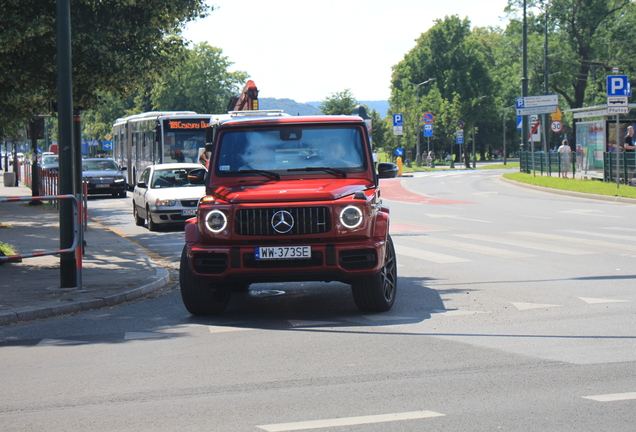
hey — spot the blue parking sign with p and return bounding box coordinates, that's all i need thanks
[607,75,630,96]
[393,114,403,126]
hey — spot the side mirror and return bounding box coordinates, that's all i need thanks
[187,168,206,184]
[136,181,147,188]
[120,166,127,171]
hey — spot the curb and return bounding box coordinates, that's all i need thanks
[499,176,636,204]
[0,266,170,326]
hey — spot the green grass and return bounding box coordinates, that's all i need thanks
[0,241,16,256]
[503,172,636,199]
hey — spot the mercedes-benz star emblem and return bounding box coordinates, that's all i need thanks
[271,210,294,234]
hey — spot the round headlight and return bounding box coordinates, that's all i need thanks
[339,205,363,229]
[205,210,227,233]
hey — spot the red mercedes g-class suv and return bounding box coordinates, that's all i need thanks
[180,111,396,315]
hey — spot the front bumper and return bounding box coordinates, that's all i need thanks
[185,238,386,285]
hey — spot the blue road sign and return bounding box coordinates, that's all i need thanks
[423,124,434,137]
[517,116,523,130]
[393,114,403,127]
[102,141,113,150]
[456,130,464,144]
[422,113,434,124]
[607,75,629,96]
[395,147,404,157]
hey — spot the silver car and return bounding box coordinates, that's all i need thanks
[132,163,206,231]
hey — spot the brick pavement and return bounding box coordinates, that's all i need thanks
[0,167,171,326]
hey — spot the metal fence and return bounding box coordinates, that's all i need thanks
[603,152,636,184]
[519,151,576,177]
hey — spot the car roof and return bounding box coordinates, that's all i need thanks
[146,163,205,170]
[218,115,365,128]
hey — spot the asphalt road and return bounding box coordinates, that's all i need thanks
[1,168,635,431]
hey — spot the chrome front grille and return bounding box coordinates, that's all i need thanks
[235,207,331,236]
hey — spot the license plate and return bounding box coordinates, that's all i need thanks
[96,184,110,188]
[181,209,197,216]
[255,246,311,260]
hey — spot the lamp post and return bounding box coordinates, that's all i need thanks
[409,78,436,166]
[472,95,487,168]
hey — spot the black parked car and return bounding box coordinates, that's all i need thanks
[82,158,127,197]
[377,162,398,178]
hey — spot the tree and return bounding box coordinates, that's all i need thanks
[319,89,358,115]
[151,42,248,113]
[506,0,636,109]
[0,0,209,137]
[389,16,497,160]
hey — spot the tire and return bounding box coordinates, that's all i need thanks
[146,206,158,231]
[133,204,144,226]
[351,235,397,312]
[179,246,231,315]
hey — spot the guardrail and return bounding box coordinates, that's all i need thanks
[0,194,83,289]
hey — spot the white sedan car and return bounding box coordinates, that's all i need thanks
[133,163,206,231]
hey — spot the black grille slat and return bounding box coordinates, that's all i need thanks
[235,207,331,236]
[180,199,199,207]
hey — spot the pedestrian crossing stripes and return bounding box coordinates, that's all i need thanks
[393,229,635,264]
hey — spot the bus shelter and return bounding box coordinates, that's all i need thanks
[567,104,636,179]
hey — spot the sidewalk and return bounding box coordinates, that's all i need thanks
[0,169,171,326]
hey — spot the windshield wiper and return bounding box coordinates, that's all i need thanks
[287,167,347,178]
[237,169,280,180]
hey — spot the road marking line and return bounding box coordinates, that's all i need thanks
[512,231,636,253]
[256,410,445,431]
[412,236,532,258]
[456,233,593,255]
[579,297,630,304]
[396,244,470,264]
[582,392,636,402]
[511,302,561,310]
[563,229,636,242]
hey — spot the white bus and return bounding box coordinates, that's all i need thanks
[113,111,213,187]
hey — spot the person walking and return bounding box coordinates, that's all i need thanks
[558,139,572,179]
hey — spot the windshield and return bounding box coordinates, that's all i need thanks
[215,126,366,176]
[82,160,119,171]
[41,156,58,164]
[151,167,203,189]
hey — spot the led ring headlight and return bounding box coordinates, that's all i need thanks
[339,205,363,229]
[205,210,227,233]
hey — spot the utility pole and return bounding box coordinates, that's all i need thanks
[522,0,529,152]
[57,0,77,288]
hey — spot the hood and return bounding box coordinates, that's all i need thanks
[209,179,372,203]
[146,185,206,200]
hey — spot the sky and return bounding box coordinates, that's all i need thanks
[182,0,512,103]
